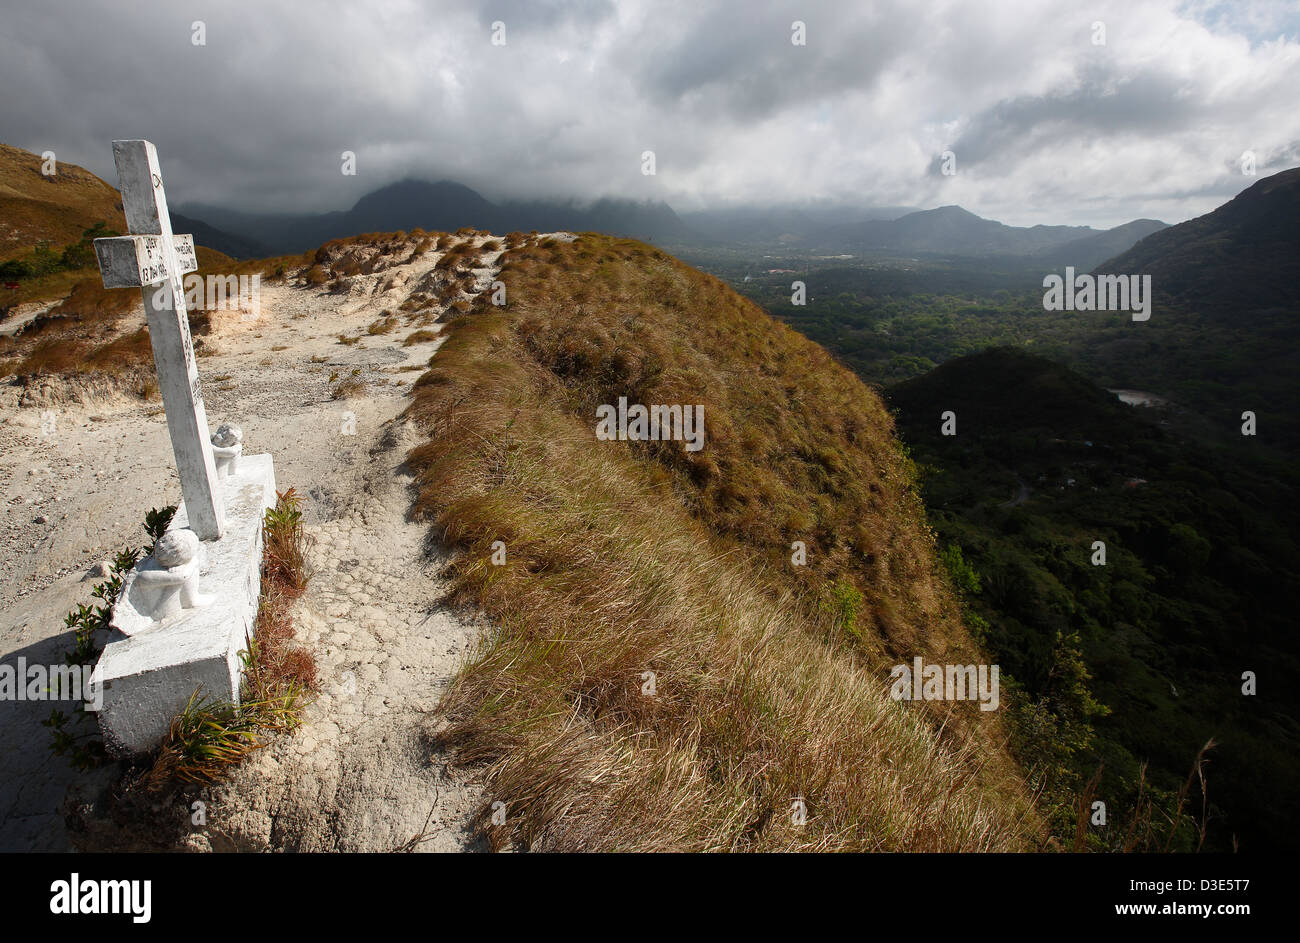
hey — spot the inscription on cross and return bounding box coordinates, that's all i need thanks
[93,140,225,539]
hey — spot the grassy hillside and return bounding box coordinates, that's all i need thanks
[0,142,125,262]
[404,233,1040,850]
[0,143,271,315]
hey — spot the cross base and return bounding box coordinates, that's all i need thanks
[89,454,277,757]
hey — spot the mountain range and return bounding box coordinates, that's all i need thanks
[180,176,1167,265]
[0,141,1168,266]
[819,204,1169,267]
[181,180,695,255]
[677,203,917,246]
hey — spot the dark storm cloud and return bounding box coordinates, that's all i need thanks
[944,66,1199,168]
[630,1,919,121]
[471,0,617,30]
[0,0,1296,228]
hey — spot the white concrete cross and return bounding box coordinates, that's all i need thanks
[94,140,225,539]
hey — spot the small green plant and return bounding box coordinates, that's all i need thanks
[940,543,981,597]
[143,505,175,557]
[45,532,155,770]
[262,488,308,596]
[820,580,864,641]
[141,490,316,789]
[144,690,269,786]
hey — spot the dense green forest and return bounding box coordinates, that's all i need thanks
[890,349,1299,852]
[710,256,1298,455]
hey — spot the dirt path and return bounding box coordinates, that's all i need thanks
[999,476,1030,509]
[0,233,521,851]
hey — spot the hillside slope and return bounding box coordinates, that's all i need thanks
[1070,166,1300,454]
[1034,219,1168,271]
[1097,167,1300,312]
[0,143,125,262]
[0,143,266,315]
[404,233,1039,850]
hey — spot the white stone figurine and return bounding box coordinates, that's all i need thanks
[210,423,243,479]
[131,530,213,622]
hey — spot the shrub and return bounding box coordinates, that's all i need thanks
[940,544,981,597]
[0,259,32,280]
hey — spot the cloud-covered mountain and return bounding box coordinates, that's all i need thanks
[182,181,693,254]
[183,176,1167,262]
[7,1,1297,228]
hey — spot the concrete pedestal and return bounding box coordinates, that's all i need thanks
[89,453,276,756]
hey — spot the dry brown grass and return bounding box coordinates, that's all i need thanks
[367,313,398,335]
[405,233,1040,851]
[404,329,439,346]
[406,236,436,263]
[0,142,126,262]
[0,250,225,393]
[331,376,366,399]
[249,488,316,695]
[145,490,315,787]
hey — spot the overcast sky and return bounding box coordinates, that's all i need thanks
[3,0,1298,228]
